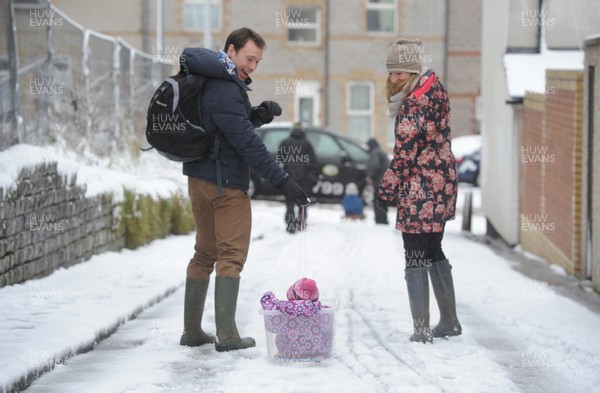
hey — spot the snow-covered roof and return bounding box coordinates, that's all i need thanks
[503,27,584,100]
[503,48,583,99]
[585,33,600,46]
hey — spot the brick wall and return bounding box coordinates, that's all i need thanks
[520,94,545,224]
[520,70,584,276]
[546,71,583,271]
[0,163,124,288]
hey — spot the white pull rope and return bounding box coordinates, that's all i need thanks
[298,205,308,278]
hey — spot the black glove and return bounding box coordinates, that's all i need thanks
[276,176,311,207]
[251,101,282,127]
[374,197,388,212]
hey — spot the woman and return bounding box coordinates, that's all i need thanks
[376,38,461,343]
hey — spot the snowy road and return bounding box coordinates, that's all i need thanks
[12,201,600,393]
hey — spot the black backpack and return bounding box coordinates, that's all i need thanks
[144,59,215,162]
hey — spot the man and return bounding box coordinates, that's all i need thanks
[277,123,319,233]
[178,28,310,352]
[366,138,389,224]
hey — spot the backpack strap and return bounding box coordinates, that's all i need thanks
[186,72,222,196]
[207,132,223,197]
[212,135,223,197]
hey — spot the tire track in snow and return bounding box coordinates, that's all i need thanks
[333,305,388,391]
[328,225,428,390]
[332,288,444,393]
[347,290,434,379]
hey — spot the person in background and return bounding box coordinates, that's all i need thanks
[179,28,310,352]
[375,38,461,343]
[341,182,365,220]
[366,137,390,224]
[277,123,319,233]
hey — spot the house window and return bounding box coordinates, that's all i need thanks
[347,82,374,141]
[366,0,397,33]
[184,0,222,31]
[286,7,320,45]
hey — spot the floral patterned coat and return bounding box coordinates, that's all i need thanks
[378,70,457,233]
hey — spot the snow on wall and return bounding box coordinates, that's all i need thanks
[0,161,121,288]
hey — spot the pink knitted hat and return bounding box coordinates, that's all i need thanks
[286,277,319,301]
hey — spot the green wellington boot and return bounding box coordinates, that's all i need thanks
[180,278,215,346]
[214,276,256,352]
[429,259,462,338]
[405,267,433,343]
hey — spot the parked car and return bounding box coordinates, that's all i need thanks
[452,134,482,186]
[250,122,373,203]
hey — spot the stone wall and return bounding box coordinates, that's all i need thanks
[0,163,124,288]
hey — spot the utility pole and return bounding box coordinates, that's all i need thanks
[156,0,163,54]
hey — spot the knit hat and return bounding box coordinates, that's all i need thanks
[287,277,319,301]
[386,38,424,74]
[345,182,359,196]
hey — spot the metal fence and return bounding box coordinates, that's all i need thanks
[0,0,172,155]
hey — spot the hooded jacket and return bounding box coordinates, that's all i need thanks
[181,48,286,190]
[277,128,319,191]
[366,138,389,184]
[378,69,457,233]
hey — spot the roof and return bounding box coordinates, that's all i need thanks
[503,49,583,100]
[503,30,584,101]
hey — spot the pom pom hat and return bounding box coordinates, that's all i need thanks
[287,277,319,301]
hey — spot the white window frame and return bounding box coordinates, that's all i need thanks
[286,6,320,46]
[387,117,396,148]
[366,0,397,34]
[183,0,222,32]
[347,81,375,140]
[294,80,320,126]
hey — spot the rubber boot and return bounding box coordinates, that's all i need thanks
[180,278,215,346]
[429,259,462,338]
[214,276,256,352]
[405,267,433,343]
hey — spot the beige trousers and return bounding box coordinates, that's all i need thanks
[186,177,251,279]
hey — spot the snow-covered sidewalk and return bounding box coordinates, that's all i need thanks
[2,201,600,393]
[0,234,194,392]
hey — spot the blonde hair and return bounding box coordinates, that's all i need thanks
[385,73,419,103]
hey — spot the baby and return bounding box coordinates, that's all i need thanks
[261,278,334,360]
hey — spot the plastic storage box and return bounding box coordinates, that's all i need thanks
[262,302,337,365]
